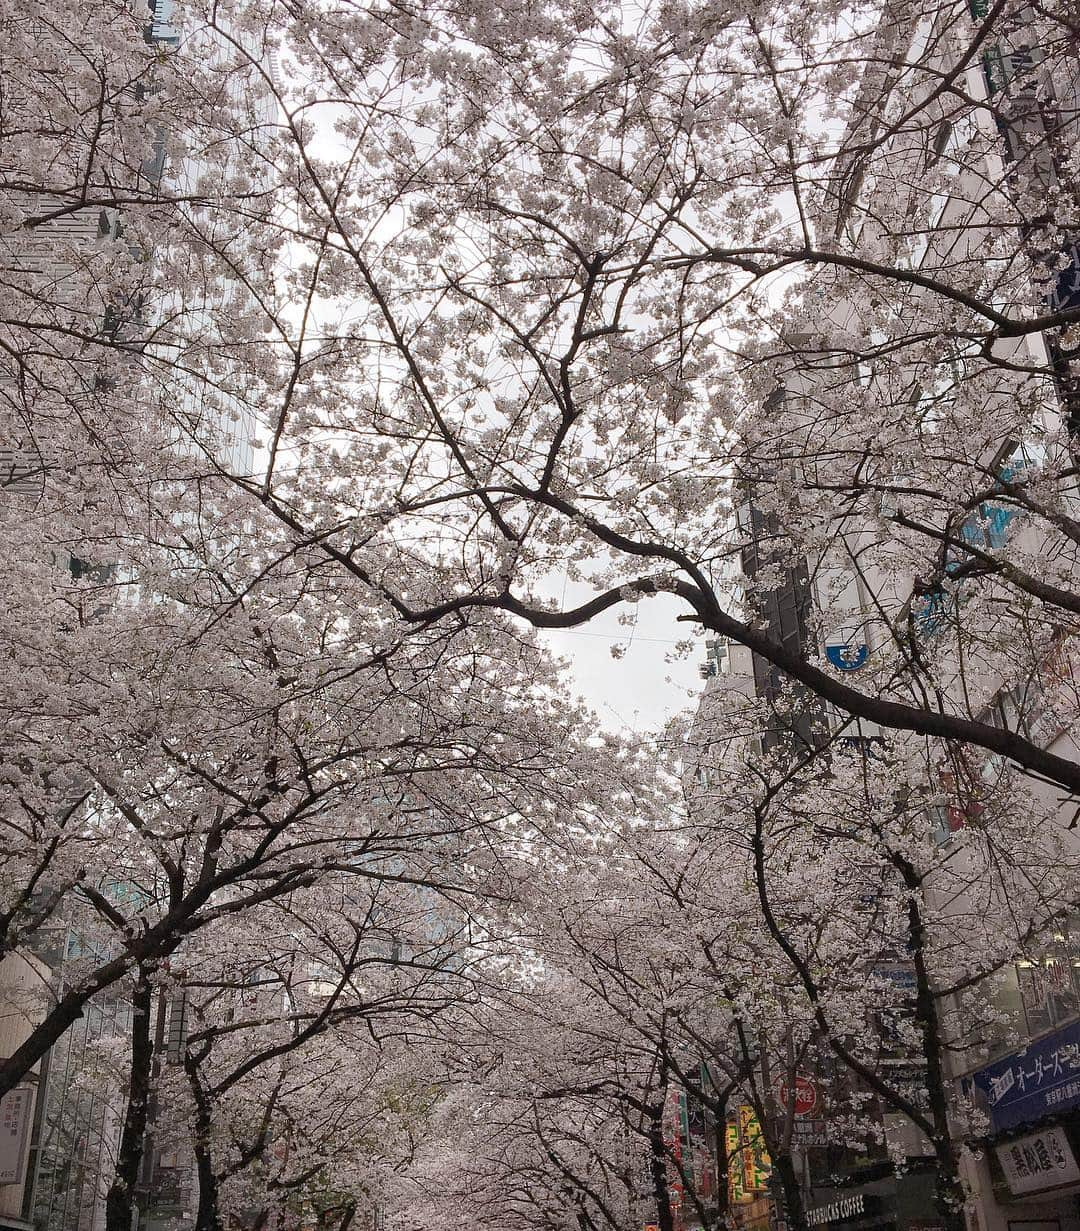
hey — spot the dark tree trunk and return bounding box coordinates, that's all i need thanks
[728,1016,808,1231]
[183,1050,223,1231]
[714,1095,730,1229]
[770,1149,809,1231]
[647,1097,675,1231]
[895,855,967,1231]
[105,966,154,1231]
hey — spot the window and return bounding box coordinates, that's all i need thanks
[1047,240,1080,313]
[981,43,1035,96]
[912,585,952,641]
[1017,929,1080,1035]
[956,501,1016,553]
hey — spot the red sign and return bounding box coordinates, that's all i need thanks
[777,1075,818,1117]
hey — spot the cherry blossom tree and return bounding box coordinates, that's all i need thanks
[402,691,1080,1231]
[95,867,491,1231]
[5,0,1080,1228]
[12,0,1080,794]
[684,675,1080,1231]
[123,0,1077,796]
[388,801,791,1231]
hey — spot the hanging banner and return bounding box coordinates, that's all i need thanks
[665,1089,684,1211]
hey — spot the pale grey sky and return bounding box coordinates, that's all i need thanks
[538,582,705,736]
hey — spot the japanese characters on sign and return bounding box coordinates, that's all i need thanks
[726,1122,752,1205]
[736,1105,772,1192]
[994,1126,1080,1195]
[776,1074,819,1117]
[793,1119,829,1148]
[972,1019,1080,1132]
[664,1092,684,1211]
[0,1086,34,1185]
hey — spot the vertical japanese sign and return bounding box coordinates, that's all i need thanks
[665,1089,684,1212]
[0,1086,34,1184]
[736,1105,772,1192]
[726,1122,751,1205]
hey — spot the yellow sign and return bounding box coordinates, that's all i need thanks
[736,1105,772,1193]
[726,1121,753,1204]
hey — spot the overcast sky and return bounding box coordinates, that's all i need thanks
[536,579,706,736]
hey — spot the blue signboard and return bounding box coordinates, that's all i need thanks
[972,1020,1080,1132]
[825,643,869,671]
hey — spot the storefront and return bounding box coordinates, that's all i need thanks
[966,1020,1080,1231]
[803,1168,939,1231]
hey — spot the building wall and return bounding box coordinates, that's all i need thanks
[0,953,49,1231]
